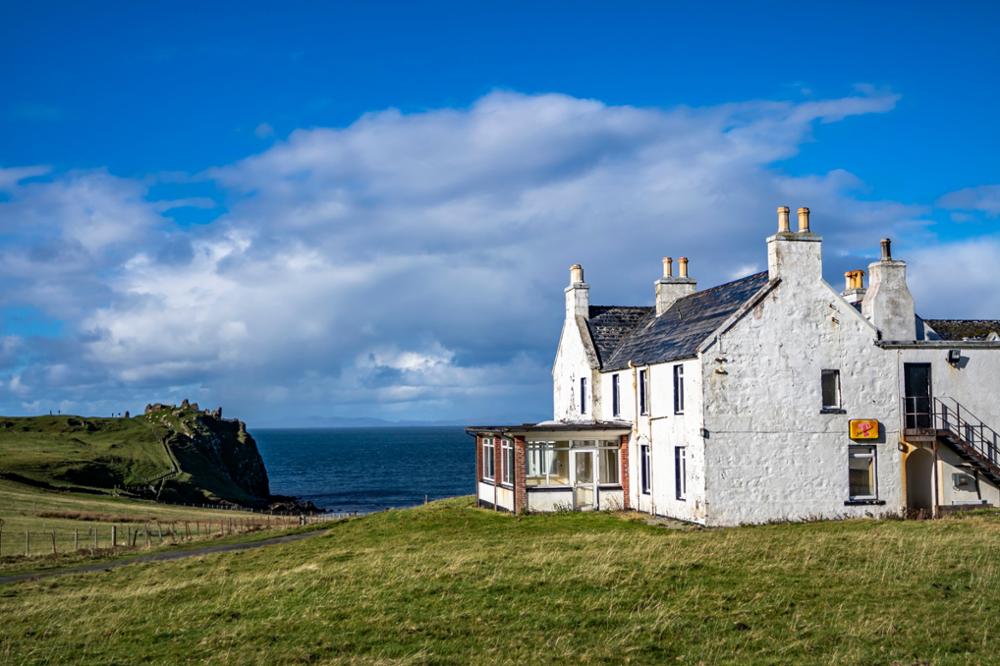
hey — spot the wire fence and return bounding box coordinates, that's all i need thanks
[0,513,352,560]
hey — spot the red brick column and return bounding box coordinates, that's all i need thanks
[619,434,630,510]
[514,436,527,514]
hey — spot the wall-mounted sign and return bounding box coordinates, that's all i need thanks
[849,419,879,440]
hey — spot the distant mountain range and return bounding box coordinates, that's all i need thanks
[255,415,536,429]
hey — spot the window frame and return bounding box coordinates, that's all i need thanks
[848,444,877,501]
[580,376,588,415]
[675,446,687,500]
[821,369,842,411]
[639,369,649,416]
[525,442,571,488]
[500,438,514,486]
[482,437,496,482]
[640,444,651,495]
[673,364,685,415]
[612,373,621,417]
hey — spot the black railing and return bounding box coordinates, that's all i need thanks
[907,396,1000,469]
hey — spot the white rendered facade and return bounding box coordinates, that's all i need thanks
[529,206,1000,525]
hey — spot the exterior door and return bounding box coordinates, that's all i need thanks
[573,450,596,510]
[904,363,932,428]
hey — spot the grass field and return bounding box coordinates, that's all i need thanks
[0,479,301,574]
[2,497,1000,664]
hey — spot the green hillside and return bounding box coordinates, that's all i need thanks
[0,406,271,507]
[0,415,172,490]
[3,498,1000,664]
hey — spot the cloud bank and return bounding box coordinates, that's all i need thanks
[0,90,994,424]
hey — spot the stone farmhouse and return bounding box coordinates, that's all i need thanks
[468,206,1000,525]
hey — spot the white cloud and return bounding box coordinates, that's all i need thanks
[0,88,995,423]
[938,184,1000,217]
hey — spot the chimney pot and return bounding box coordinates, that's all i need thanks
[678,257,689,278]
[880,238,892,261]
[777,206,790,232]
[797,207,810,232]
[569,264,584,285]
[663,256,673,278]
[844,271,853,292]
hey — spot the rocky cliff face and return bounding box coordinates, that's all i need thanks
[143,403,276,507]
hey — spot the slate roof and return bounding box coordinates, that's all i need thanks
[923,319,1000,341]
[596,271,771,372]
[586,305,654,367]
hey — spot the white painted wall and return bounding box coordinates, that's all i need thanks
[526,489,574,512]
[477,481,514,511]
[552,317,599,421]
[700,265,904,525]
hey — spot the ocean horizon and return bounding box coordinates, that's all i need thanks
[254,426,473,514]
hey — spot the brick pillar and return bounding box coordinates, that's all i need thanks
[620,434,630,510]
[514,436,527,514]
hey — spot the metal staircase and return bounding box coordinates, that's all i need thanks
[909,397,1000,487]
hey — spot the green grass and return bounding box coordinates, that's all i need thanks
[0,410,270,507]
[0,415,171,490]
[3,497,1000,664]
[0,479,301,574]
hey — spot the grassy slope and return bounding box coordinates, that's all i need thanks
[0,415,172,490]
[3,498,1000,664]
[0,411,265,505]
[0,479,300,574]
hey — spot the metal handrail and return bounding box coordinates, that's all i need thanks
[920,396,1000,468]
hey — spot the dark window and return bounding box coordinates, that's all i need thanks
[612,373,620,417]
[640,444,651,494]
[904,363,932,428]
[673,365,685,414]
[580,377,588,414]
[639,369,649,415]
[821,369,841,410]
[675,446,687,500]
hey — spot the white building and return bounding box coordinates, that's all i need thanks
[469,206,1000,525]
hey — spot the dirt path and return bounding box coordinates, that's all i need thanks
[0,529,326,586]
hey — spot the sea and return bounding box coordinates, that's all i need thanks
[253,426,474,514]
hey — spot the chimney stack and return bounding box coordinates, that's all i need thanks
[565,264,590,320]
[777,206,790,233]
[655,256,696,316]
[767,204,822,282]
[861,238,916,340]
[842,269,866,305]
[797,207,810,232]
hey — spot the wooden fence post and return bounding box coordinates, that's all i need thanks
[51,530,56,555]
[74,528,79,552]
[145,524,151,548]
[92,528,97,551]
[111,525,117,549]
[25,529,30,557]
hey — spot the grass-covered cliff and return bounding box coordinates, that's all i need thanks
[0,403,277,508]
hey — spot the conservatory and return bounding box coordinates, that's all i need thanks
[467,422,631,513]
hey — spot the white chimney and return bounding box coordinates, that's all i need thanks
[655,256,696,315]
[842,269,866,305]
[767,206,822,283]
[565,264,590,320]
[861,238,916,340]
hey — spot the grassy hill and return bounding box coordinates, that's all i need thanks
[3,498,1000,664]
[0,406,271,507]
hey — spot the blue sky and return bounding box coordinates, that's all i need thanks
[1,2,999,425]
